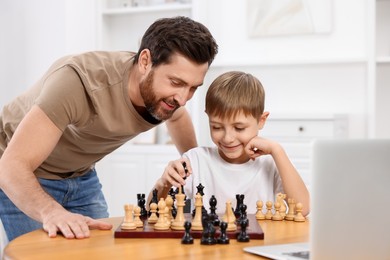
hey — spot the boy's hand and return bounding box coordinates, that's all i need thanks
[159,158,192,188]
[245,136,279,160]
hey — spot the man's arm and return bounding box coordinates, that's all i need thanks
[0,105,112,238]
[166,107,197,155]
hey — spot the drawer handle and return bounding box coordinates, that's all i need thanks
[298,126,305,132]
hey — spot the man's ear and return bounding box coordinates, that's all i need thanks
[138,49,152,73]
[258,111,270,130]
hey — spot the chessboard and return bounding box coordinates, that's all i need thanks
[114,213,264,240]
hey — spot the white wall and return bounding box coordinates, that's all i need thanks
[0,0,97,108]
[193,0,370,145]
[0,0,375,144]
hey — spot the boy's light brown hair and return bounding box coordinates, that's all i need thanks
[205,71,265,121]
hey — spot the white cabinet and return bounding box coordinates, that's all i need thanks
[372,0,390,138]
[260,115,348,191]
[96,144,180,217]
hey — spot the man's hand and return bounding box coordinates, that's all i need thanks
[42,210,112,239]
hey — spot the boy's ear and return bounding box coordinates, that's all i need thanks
[138,49,152,73]
[258,111,270,130]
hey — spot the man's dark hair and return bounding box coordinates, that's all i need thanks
[133,16,218,67]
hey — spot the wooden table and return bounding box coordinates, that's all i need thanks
[4,217,309,260]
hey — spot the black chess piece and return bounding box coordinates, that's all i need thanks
[137,193,147,219]
[200,213,217,245]
[237,218,250,242]
[196,183,205,196]
[234,194,245,217]
[169,188,177,218]
[192,183,206,217]
[209,195,220,226]
[217,221,230,244]
[238,204,247,225]
[181,221,194,244]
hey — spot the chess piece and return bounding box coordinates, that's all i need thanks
[285,198,296,221]
[133,206,144,228]
[217,221,230,244]
[121,204,137,230]
[293,202,306,222]
[276,193,287,218]
[154,198,169,230]
[225,200,237,231]
[192,183,206,217]
[200,213,217,245]
[137,193,147,219]
[272,202,284,221]
[149,188,159,217]
[234,194,245,217]
[209,195,220,226]
[171,186,186,230]
[238,204,247,225]
[265,201,273,220]
[196,183,205,196]
[168,188,177,218]
[148,202,158,224]
[237,218,250,242]
[165,195,174,223]
[181,221,194,244]
[191,193,204,231]
[255,200,265,220]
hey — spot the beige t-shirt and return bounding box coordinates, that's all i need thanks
[0,51,158,179]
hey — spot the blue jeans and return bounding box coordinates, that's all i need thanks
[0,169,108,241]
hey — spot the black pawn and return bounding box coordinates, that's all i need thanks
[237,218,250,242]
[200,213,217,245]
[181,221,194,244]
[217,222,229,244]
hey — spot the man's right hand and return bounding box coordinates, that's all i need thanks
[42,209,112,239]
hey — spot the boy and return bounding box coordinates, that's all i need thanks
[149,71,309,215]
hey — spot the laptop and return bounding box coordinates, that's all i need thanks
[244,139,390,260]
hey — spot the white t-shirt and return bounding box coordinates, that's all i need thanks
[183,147,284,214]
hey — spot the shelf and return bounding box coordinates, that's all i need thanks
[211,57,367,68]
[102,3,192,15]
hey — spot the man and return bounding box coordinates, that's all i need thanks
[0,16,218,241]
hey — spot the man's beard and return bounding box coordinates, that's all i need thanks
[139,70,180,121]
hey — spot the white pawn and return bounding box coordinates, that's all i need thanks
[272,202,284,221]
[265,201,273,220]
[133,206,144,228]
[294,202,306,222]
[154,198,170,230]
[121,204,137,230]
[256,200,265,220]
[148,202,158,224]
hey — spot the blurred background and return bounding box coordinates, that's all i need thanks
[1,0,389,216]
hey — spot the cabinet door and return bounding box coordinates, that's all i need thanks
[98,153,147,217]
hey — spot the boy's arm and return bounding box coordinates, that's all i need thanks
[246,137,310,216]
[269,144,310,216]
[146,158,192,208]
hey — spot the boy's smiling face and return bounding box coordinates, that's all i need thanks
[209,111,264,164]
